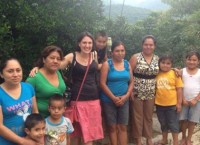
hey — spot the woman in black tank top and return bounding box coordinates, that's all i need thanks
[60,32,104,145]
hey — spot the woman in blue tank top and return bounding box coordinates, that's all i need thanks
[100,41,134,145]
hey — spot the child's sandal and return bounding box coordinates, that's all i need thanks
[179,139,186,145]
[186,140,193,145]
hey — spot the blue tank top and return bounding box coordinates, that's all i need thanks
[101,59,130,102]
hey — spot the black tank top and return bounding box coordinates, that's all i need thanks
[71,60,99,101]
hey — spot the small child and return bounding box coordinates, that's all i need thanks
[155,55,183,145]
[95,30,108,64]
[24,113,46,144]
[179,51,200,145]
[45,94,74,145]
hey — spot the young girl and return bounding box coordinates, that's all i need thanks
[155,55,183,145]
[179,51,200,145]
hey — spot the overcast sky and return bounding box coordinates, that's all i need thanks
[103,0,169,10]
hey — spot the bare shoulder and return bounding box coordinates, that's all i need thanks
[129,53,140,70]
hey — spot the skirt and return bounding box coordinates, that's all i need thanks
[70,99,104,143]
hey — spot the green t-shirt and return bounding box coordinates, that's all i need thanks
[26,71,66,117]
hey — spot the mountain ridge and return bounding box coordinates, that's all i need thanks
[103,4,152,23]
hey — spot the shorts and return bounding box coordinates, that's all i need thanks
[156,105,179,133]
[102,100,129,125]
[179,101,200,123]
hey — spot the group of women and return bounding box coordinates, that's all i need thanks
[0,31,159,145]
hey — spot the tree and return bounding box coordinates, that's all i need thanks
[0,0,104,78]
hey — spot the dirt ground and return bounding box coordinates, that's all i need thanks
[93,113,200,145]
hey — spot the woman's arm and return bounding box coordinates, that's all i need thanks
[120,63,134,103]
[60,53,74,70]
[129,54,137,71]
[180,69,189,106]
[172,68,182,77]
[129,55,137,101]
[29,67,39,77]
[0,107,36,145]
[32,96,38,113]
[29,52,74,77]
[100,61,121,105]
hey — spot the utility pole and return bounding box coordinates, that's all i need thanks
[121,0,125,16]
[109,0,112,20]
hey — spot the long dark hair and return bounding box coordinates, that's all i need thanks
[35,45,64,68]
[76,31,95,52]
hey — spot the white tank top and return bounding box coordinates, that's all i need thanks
[183,68,200,100]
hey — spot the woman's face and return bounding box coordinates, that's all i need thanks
[112,44,126,61]
[43,51,61,72]
[142,38,155,55]
[0,59,22,85]
[79,36,93,54]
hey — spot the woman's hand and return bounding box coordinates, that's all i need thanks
[29,67,39,77]
[114,95,127,106]
[172,68,182,77]
[182,98,189,106]
[130,92,134,101]
[112,97,122,106]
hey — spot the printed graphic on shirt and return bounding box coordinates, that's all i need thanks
[157,77,171,90]
[6,99,32,113]
[16,104,30,121]
[46,125,67,145]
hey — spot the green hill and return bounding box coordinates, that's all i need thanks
[103,4,152,23]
